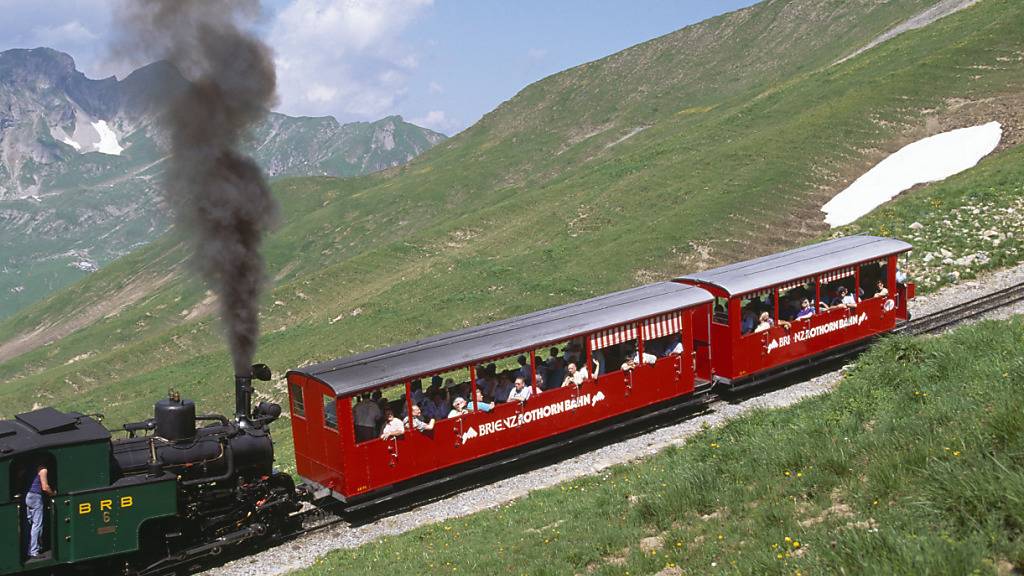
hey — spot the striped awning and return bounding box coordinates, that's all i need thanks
[590,323,638,350]
[641,312,682,340]
[821,266,855,283]
[778,277,815,292]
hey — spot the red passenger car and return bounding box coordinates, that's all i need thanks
[674,236,914,386]
[287,282,712,504]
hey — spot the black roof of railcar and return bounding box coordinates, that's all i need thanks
[290,282,712,396]
[0,408,110,459]
[674,236,912,296]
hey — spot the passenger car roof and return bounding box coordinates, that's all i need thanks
[674,236,912,296]
[290,282,712,396]
[0,408,110,458]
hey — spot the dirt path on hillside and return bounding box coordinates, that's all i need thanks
[0,271,177,364]
[834,0,982,66]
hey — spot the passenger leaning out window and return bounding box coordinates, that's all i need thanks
[380,407,405,440]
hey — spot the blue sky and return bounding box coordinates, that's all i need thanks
[0,0,758,135]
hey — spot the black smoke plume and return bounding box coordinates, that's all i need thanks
[116,0,279,375]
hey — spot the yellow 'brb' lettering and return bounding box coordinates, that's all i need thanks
[78,503,91,515]
[120,496,133,508]
[100,500,112,511]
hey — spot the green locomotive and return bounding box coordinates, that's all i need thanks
[1,368,298,575]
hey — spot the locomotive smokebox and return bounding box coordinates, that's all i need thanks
[155,392,196,441]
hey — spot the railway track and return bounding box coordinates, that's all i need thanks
[186,281,1024,576]
[902,280,1024,335]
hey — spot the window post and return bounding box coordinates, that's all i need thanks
[529,351,538,393]
[773,288,780,323]
[636,321,644,359]
[469,364,478,411]
[405,380,414,430]
[585,338,593,381]
[855,266,861,303]
[815,277,821,310]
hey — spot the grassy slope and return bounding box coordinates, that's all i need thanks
[1,0,1023,472]
[296,318,1024,576]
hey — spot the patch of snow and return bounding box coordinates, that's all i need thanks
[91,120,123,156]
[61,136,82,151]
[822,122,1002,227]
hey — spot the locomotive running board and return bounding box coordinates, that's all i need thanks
[342,387,715,514]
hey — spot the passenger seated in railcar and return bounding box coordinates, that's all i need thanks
[515,355,531,381]
[795,298,815,320]
[380,407,405,440]
[492,373,513,403]
[466,389,494,412]
[836,286,857,309]
[741,308,757,335]
[873,279,888,298]
[410,379,425,407]
[591,348,605,376]
[620,346,656,371]
[448,397,469,418]
[534,371,546,390]
[544,348,566,391]
[405,404,435,432]
[562,362,589,386]
[422,390,450,422]
[507,376,532,402]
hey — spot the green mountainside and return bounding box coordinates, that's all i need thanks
[1,0,1023,472]
[0,48,445,320]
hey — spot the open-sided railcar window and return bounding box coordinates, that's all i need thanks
[642,311,684,357]
[589,323,646,377]
[778,279,816,322]
[821,267,857,309]
[418,367,472,421]
[475,350,536,403]
[739,290,773,335]
[352,382,409,443]
[859,259,889,299]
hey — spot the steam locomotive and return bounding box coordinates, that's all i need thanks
[0,365,299,575]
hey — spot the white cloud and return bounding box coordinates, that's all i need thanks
[428,81,443,94]
[269,0,433,119]
[30,20,99,46]
[527,47,548,60]
[411,110,460,134]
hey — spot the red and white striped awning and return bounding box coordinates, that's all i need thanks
[821,266,855,284]
[590,322,637,350]
[641,312,682,340]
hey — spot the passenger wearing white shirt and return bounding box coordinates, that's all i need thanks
[379,408,405,440]
[507,377,532,402]
[621,349,657,371]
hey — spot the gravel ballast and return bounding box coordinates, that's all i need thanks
[208,262,1024,576]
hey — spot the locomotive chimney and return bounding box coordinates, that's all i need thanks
[236,364,271,425]
[235,373,254,422]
